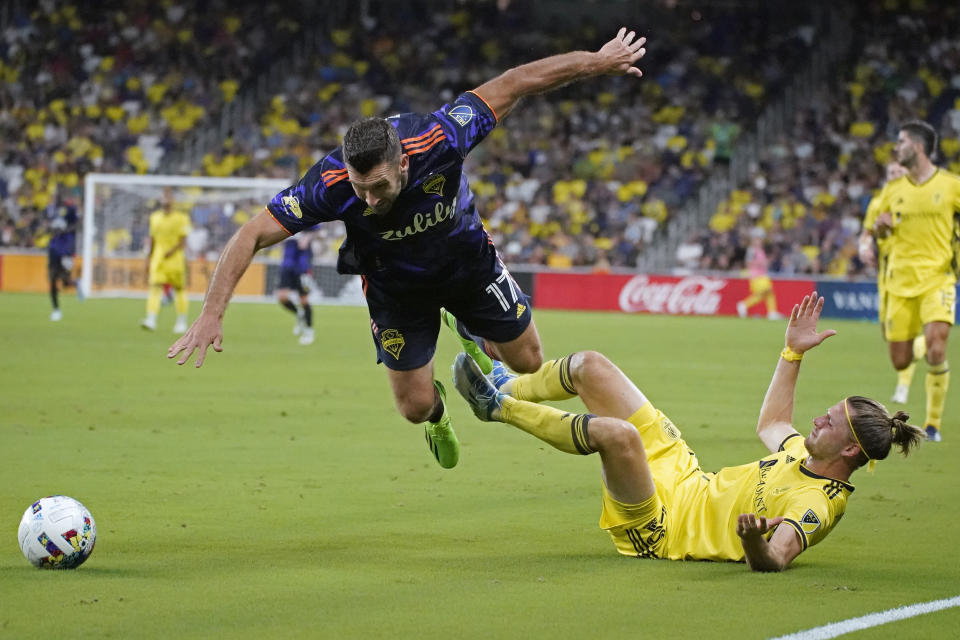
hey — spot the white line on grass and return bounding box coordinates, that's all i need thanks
[770,595,960,640]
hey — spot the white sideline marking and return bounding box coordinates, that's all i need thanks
[770,595,960,640]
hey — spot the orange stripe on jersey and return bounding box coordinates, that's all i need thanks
[323,172,349,187]
[467,90,498,123]
[321,169,348,186]
[264,207,294,236]
[401,124,442,145]
[404,129,445,151]
[404,133,445,155]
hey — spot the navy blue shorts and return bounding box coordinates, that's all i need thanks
[364,254,532,371]
[47,249,70,280]
[278,267,306,295]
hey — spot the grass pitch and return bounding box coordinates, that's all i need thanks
[2,292,959,638]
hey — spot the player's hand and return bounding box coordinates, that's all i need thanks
[596,27,646,78]
[784,291,836,354]
[167,312,223,368]
[736,513,784,539]
[857,240,876,268]
[873,211,893,239]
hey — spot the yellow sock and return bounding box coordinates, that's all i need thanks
[499,396,594,455]
[897,361,917,388]
[511,356,577,403]
[925,361,949,430]
[146,285,163,315]
[741,294,761,307]
[174,288,189,315]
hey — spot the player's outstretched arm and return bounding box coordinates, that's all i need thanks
[737,514,802,572]
[472,27,646,119]
[167,210,288,367]
[755,292,837,452]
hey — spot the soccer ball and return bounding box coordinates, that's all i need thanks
[17,495,97,569]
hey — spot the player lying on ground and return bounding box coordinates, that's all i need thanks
[452,293,925,570]
[168,28,648,470]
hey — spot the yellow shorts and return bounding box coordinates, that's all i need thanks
[749,275,772,295]
[599,404,701,558]
[149,261,186,289]
[884,283,956,342]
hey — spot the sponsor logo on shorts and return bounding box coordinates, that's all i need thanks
[381,329,405,359]
[423,174,446,196]
[282,195,303,219]
[449,105,475,126]
[660,417,680,440]
[516,302,526,318]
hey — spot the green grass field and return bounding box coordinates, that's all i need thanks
[2,292,958,639]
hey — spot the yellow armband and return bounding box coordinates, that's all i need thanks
[781,346,804,362]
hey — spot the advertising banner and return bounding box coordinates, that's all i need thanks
[88,257,265,296]
[815,281,880,321]
[534,272,815,317]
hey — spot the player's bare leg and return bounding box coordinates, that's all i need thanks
[486,321,543,374]
[441,310,542,375]
[451,353,655,504]
[891,335,926,404]
[387,362,459,468]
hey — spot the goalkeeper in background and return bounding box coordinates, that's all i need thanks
[142,189,191,333]
[46,196,82,321]
[277,230,317,346]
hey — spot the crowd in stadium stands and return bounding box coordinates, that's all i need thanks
[683,2,960,279]
[7,1,957,281]
[0,0,322,250]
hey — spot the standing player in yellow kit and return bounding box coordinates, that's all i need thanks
[871,121,960,442]
[859,160,926,405]
[142,190,191,333]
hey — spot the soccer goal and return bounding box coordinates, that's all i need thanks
[81,173,364,305]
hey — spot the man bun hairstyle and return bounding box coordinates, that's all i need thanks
[343,117,401,173]
[847,396,926,468]
[900,120,937,159]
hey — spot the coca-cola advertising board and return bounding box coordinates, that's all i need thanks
[533,272,816,317]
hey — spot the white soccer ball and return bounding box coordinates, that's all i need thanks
[18,495,97,569]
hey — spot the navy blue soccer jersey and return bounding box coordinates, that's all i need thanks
[266,91,498,289]
[281,236,313,273]
[48,204,78,256]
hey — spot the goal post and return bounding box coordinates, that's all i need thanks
[80,173,364,306]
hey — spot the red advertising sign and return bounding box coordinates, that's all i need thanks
[533,272,816,317]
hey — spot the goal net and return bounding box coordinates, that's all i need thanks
[81,173,364,305]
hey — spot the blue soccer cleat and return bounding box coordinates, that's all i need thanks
[925,425,942,442]
[441,309,494,375]
[452,353,505,422]
[488,359,516,392]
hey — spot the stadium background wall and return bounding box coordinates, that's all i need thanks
[2,250,954,323]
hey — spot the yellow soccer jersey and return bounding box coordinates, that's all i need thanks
[148,209,191,268]
[874,170,960,297]
[664,434,853,561]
